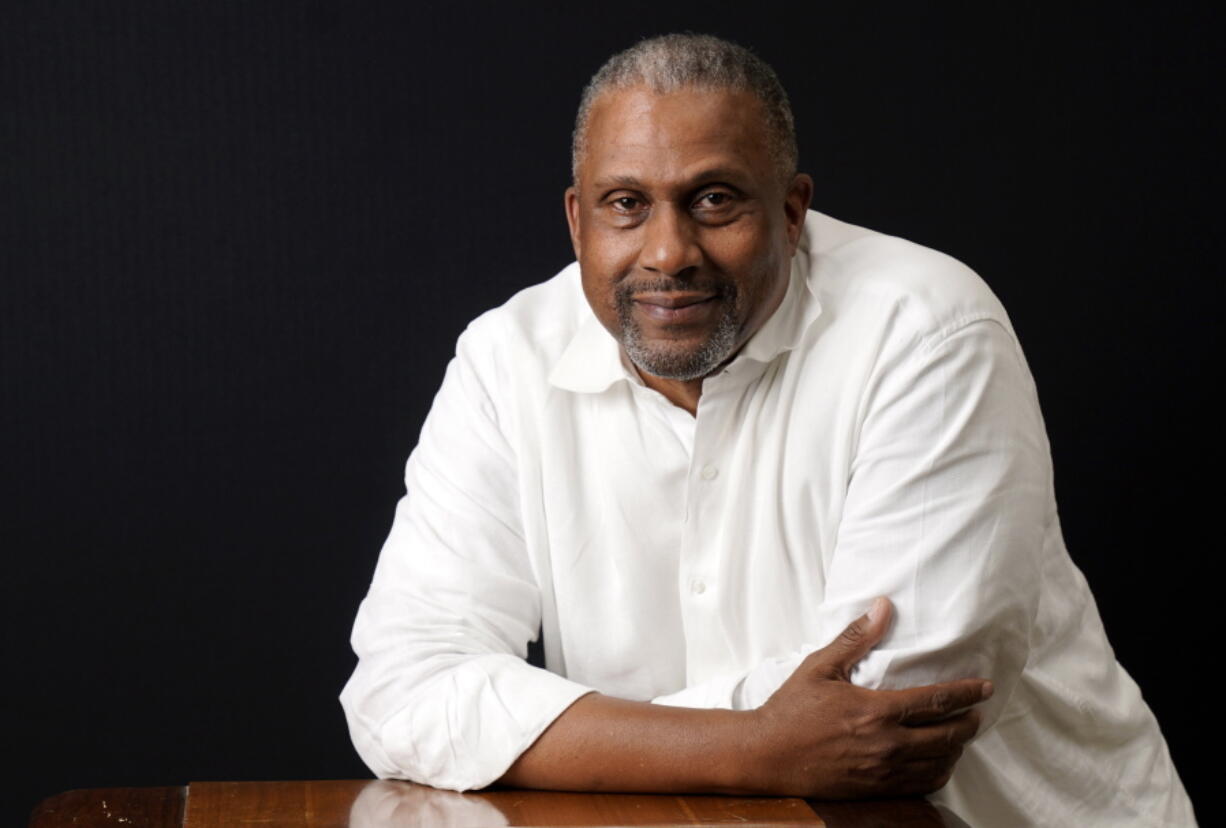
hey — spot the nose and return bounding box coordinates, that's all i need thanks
[637,204,702,278]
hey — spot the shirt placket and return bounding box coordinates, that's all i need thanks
[678,374,734,684]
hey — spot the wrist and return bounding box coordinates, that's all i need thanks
[708,708,766,794]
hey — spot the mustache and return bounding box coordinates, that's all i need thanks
[616,277,734,297]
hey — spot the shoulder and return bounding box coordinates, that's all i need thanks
[802,211,1016,350]
[423,262,591,438]
[456,261,588,372]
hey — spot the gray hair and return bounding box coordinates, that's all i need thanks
[571,33,798,185]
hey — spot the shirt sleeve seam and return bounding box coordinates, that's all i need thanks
[916,313,1015,356]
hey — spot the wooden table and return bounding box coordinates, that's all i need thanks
[29,779,967,827]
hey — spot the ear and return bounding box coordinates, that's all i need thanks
[783,173,814,255]
[564,186,582,259]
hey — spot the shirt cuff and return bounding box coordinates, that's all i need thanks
[375,656,593,791]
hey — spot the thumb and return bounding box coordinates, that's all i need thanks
[810,597,892,680]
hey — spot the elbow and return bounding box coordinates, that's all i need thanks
[338,664,531,793]
[340,680,406,782]
[340,685,486,791]
[858,606,1033,735]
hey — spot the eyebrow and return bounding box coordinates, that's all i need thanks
[593,175,645,191]
[687,167,751,186]
[592,167,752,193]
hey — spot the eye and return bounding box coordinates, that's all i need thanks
[611,196,642,212]
[693,190,735,209]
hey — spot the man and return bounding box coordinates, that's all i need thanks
[341,34,1195,826]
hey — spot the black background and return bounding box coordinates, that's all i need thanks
[2,2,1219,824]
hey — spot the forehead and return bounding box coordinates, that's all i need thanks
[581,86,774,187]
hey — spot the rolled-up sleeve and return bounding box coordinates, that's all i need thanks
[812,317,1047,724]
[657,317,1047,730]
[340,323,592,790]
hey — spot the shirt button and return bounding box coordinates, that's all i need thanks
[691,580,707,595]
[700,464,718,481]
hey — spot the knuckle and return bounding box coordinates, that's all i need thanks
[801,647,838,678]
[837,621,866,648]
[861,756,891,784]
[894,698,918,725]
[852,707,880,734]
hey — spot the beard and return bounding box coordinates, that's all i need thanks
[614,279,740,381]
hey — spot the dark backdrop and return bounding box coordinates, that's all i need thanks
[2,3,1218,824]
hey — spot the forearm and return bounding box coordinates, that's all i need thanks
[499,692,758,794]
[500,603,990,799]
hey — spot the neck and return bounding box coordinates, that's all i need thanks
[634,366,704,416]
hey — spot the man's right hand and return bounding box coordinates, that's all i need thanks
[500,596,990,798]
[745,597,992,798]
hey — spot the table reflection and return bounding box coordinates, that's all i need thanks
[350,780,510,826]
[346,779,972,827]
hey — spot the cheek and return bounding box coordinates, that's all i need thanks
[580,234,637,294]
[706,218,774,264]
[579,267,624,335]
[583,228,638,267]
[709,231,779,287]
[719,240,788,322]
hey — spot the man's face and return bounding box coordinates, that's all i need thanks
[565,86,811,381]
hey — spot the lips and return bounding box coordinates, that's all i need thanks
[631,291,719,323]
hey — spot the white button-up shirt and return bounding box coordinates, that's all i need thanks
[341,211,1195,826]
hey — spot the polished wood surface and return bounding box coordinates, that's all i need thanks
[28,785,185,828]
[30,780,965,827]
[185,780,822,826]
[806,798,963,828]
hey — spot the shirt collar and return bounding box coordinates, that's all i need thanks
[549,224,823,394]
[548,308,629,393]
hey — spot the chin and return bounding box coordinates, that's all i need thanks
[626,336,734,382]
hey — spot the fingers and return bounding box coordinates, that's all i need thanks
[898,708,982,758]
[887,753,962,796]
[887,678,993,725]
[807,597,893,680]
[843,728,966,798]
[851,712,975,796]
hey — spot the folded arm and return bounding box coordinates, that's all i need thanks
[503,320,1037,797]
[655,319,1048,730]
[501,598,992,797]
